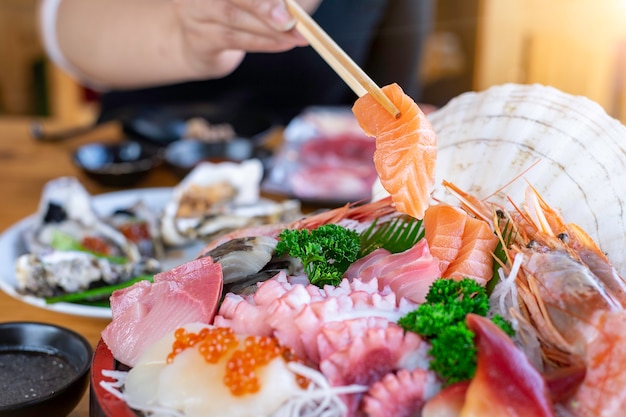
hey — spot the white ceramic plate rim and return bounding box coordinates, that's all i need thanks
[0,187,203,319]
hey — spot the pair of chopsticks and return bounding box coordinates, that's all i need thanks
[285,0,401,119]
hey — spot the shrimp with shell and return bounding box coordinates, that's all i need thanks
[458,183,626,417]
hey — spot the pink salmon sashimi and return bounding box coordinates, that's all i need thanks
[343,239,441,304]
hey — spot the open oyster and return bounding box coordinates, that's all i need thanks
[160,160,302,246]
[106,199,165,260]
[16,177,159,297]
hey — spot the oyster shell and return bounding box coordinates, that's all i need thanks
[16,177,157,297]
[22,177,140,260]
[106,200,165,260]
[374,83,626,275]
[160,160,302,246]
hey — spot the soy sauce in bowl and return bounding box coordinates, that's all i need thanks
[0,351,77,406]
[0,322,93,417]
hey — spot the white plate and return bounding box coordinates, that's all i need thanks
[0,188,204,319]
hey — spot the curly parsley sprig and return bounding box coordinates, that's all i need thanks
[275,224,360,287]
[398,277,515,385]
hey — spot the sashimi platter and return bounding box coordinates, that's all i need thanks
[90,83,626,417]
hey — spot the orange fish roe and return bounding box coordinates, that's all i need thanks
[118,222,151,242]
[80,236,111,256]
[166,327,238,364]
[167,327,308,396]
[224,335,283,396]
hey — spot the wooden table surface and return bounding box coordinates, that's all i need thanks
[0,116,259,416]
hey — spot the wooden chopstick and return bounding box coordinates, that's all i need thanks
[285,0,401,118]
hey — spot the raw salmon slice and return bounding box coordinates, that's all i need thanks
[444,215,498,285]
[352,83,437,219]
[423,204,466,274]
[424,203,498,285]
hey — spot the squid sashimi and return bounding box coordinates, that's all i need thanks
[352,83,437,220]
[424,204,499,286]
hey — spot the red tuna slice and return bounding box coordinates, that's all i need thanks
[461,314,555,417]
[422,366,586,417]
[101,256,223,367]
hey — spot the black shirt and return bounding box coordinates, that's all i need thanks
[98,0,433,133]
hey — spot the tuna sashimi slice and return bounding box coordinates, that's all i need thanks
[461,314,555,417]
[101,256,223,367]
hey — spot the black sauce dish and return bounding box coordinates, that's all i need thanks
[164,138,273,179]
[0,322,93,417]
[72,141,162,187]
[118,103,276,145]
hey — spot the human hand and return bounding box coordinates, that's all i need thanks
[172,0,322,79]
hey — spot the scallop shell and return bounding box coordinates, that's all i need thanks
[425,83,626,275]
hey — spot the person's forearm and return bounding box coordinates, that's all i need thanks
[54,0,200,89]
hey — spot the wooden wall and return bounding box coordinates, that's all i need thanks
[475,0,626,121]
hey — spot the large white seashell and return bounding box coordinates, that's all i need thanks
[425,83,626,275]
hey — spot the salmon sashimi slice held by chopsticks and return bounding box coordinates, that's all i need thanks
[286,2,437,217]
[352,83,437,220]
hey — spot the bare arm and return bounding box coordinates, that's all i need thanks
[44,0,320,89]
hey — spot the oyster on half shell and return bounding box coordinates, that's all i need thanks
[160,160,302,246]
[376,83,626,275]
[16,177,159,297]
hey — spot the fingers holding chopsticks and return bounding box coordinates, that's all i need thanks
[171,0,320,77]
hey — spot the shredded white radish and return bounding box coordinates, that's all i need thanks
[489,253,545,371]
[489,252,523,325]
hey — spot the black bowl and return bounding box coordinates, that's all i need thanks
[114,103,276,145]
[0,322,93,417]
[72,141,162,187]
[164,138,273,178]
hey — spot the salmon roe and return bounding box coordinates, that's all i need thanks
[118,222,151,242]
[166,327,238,364]
[224,335,283,396]
[167,327,308,396]
[80,236,111,256]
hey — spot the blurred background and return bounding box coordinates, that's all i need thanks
[3,0,626,125]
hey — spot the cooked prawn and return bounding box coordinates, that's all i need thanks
[495,186,626,417]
